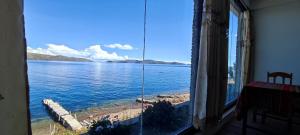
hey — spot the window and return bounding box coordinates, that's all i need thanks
[25,0,193,134]
[142,0,193,134]
[226,10,240,105]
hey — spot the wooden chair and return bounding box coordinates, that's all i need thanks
[267,72,293,85]
[253,72,293,129]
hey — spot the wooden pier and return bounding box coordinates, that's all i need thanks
[43,99,83,131]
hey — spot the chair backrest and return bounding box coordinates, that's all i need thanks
[267,72,293,85]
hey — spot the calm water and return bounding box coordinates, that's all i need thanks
[28,61,191,121]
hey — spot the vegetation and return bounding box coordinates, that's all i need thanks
[142,101,186,132]
[46,123,86,135]
[88,120,131,135]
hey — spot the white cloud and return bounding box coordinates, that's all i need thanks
[27,46,55,55]
[82,45,128,60]
[27,44,129,60]
[105,44,134,50]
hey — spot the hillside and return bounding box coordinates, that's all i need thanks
[106,59,187,65]
[27,53,92,62]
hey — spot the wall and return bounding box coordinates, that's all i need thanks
[251,0,300,84]
[0,0,30,134]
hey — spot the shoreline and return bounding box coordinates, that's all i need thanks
[31,91,190,135]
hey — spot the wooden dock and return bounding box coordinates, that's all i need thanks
[43,99,83,131]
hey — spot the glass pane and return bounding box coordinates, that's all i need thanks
[26,1,144,134]
[226,11,239,105]
[25,0,193,134]
[141,0,193,134]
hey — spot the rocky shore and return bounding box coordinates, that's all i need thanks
[78,92,190,128]
[32,92,190,135]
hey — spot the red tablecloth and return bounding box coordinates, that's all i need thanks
[236,81,300,120]
[246,81,299,92]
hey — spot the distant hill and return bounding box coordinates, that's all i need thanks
[106,59,187,65]
[27,53,92,62]
[27,53,188,64]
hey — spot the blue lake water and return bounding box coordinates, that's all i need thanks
[28,61,191,121]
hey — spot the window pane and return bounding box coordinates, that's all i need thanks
[25,0,193,135]
[141,0,193,134]
[226,11,239,105]
[26,1,144,134]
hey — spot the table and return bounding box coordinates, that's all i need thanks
[235,81,300,135]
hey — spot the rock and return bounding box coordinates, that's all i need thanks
[136,98,156,104]
[157,94,174,98]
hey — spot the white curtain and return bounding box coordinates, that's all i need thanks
[192,0,208,128]
[239,11,251,90]
[190,0,204,128]
[192,0,229,130]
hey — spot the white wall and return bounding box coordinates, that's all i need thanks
[252,0,300,84]
[0,0,30,134]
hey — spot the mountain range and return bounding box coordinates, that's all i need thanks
[27,52,188,65]
[106,60,187,65]
[27,53,92,62]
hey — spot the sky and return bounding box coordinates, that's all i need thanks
[228,11,239,67]
[24,0,193,63]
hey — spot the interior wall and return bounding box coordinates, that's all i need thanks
[250,0,298,10]
[251,0,300,84]
[0,0,30,134]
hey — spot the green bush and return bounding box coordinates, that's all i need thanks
[142,100,183,131]
[88,120,131,135]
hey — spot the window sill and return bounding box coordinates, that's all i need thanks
[223,105,236,119]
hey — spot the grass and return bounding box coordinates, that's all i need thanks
[49,123,87,135]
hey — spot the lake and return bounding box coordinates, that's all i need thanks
[28,61,191,121]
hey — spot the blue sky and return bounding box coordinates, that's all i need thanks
[24,0,193,63]
[228,11,238,67]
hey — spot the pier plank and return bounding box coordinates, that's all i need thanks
[43,99,83,131]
